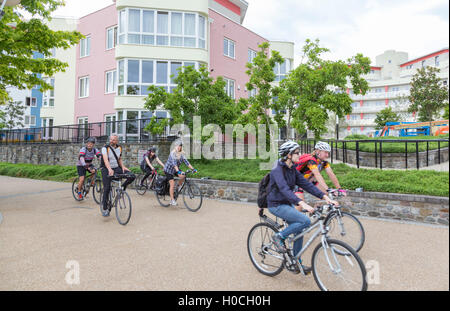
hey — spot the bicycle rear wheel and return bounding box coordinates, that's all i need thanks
[92,178,103,205]
[247,222,285,277]
[72,177,84,201]
[135,174,148,195]
[115,190,132,225]
[325,211,365,253]
[182,183,203,212]
[155,191,171,207]
[312,238,367,291]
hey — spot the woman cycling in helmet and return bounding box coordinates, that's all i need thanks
[294,141,346,201]
[268,141,338,274]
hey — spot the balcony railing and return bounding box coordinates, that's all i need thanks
[0,118,175,145]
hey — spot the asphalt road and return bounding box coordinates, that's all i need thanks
[0,176,448,291]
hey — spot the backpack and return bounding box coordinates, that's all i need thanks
[257,173,271,208]
[257,166,287,208]
[295,153,317,172]
[154,175,168,195]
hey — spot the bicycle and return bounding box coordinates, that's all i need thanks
[155,170,203,212]
[247,206,368,291]
[99,174,132,225]
[134,168,159,196]
[318,189,366,253]
[72,167,102,204]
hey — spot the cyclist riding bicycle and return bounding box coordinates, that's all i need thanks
[164,140,196,206]
[76,137,101,200]
[100,134,135,217]
[140,146,165,187]
[294,141,346,201]
[268,141,338,274]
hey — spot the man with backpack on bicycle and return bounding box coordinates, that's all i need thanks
[100,134,135,217]
[266,141,338,274]
[294,141,346,201]
[75,137,101,200]
[140,146,165,187]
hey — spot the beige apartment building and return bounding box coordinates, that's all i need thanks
[343,48,449,137]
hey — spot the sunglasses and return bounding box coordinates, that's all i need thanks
[292,151,300,155]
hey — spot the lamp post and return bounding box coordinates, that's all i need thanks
[1,0,21,20]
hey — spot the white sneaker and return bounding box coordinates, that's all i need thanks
[170,200,177,206]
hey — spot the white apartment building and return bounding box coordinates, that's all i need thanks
[344,48,449,137]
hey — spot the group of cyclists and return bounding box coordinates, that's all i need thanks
[75,134,346,273]
[75,134,197,216]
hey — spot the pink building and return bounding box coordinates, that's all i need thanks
[71,0,294,141]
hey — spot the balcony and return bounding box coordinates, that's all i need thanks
[351,90,410,101]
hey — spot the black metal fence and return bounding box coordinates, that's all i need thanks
[298,138,449,169]
[0,118,175,145]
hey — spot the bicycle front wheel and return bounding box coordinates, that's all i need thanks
[312,238,367,291]
[182,183,203,212]
[115,191,132,225]
[247,222,285,277]
[92,178,103,205]
[325,211,365,253]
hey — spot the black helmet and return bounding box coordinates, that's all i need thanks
[148,146,157,152]
[86,137,96,144]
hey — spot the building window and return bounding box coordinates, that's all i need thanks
[106,26,118,50]
[24,115,36,126]
[224,37,235,59]
[435,56,440,66]
[42,78,55,107]
[249,88,257,98]
[224,77,235,99]
[80,36,91,58]
[105,70,117,94]
[274,59,290,81]
[421,60,426,67]
[25,97,37,107]
[79,76,89,98]
[248,49,257,63]
[117,59,199,96]
[117,9,206,49]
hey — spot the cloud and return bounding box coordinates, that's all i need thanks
[243,0,449,66]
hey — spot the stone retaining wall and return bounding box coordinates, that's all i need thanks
[194,178,449,226]
[332,147,448,169]
[0,142,173,168]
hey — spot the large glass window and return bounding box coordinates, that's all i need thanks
[224,38,235,58]
[117,59,199,96]
[79,76,89,98]
[105,70,117,94]
[224,78,235,99]
[43,78,55,107]
[274,59,291,81]
[118,9,206,49]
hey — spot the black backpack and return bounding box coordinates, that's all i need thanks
[257,173,272,208]
[257,166,287,208]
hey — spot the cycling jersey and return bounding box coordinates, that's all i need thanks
[77,147,101,167]
[295,154,330,180]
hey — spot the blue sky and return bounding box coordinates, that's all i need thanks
[50,0,449,66]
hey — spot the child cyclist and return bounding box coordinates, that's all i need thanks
[294,141,346,200]
[75,137,101,200]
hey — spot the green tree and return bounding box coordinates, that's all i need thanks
[0,100,25,129]
[408,66,449,122]
[282,39,371,138]
[443,104,449,120]
[0,0,83,105]
[374,106,401,130]
[237,41,284,141]
[143,65,243,134]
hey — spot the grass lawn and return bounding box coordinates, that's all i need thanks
[0,160,448,197]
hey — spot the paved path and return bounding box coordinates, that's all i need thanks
[0,176,448,291]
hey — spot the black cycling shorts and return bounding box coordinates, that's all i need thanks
[165,172,179,181]
[77,164,95,177]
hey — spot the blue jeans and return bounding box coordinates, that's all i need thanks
[268,204,311,258]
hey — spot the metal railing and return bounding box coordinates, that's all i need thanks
[298,138,449,170]
[0,118,175,145]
